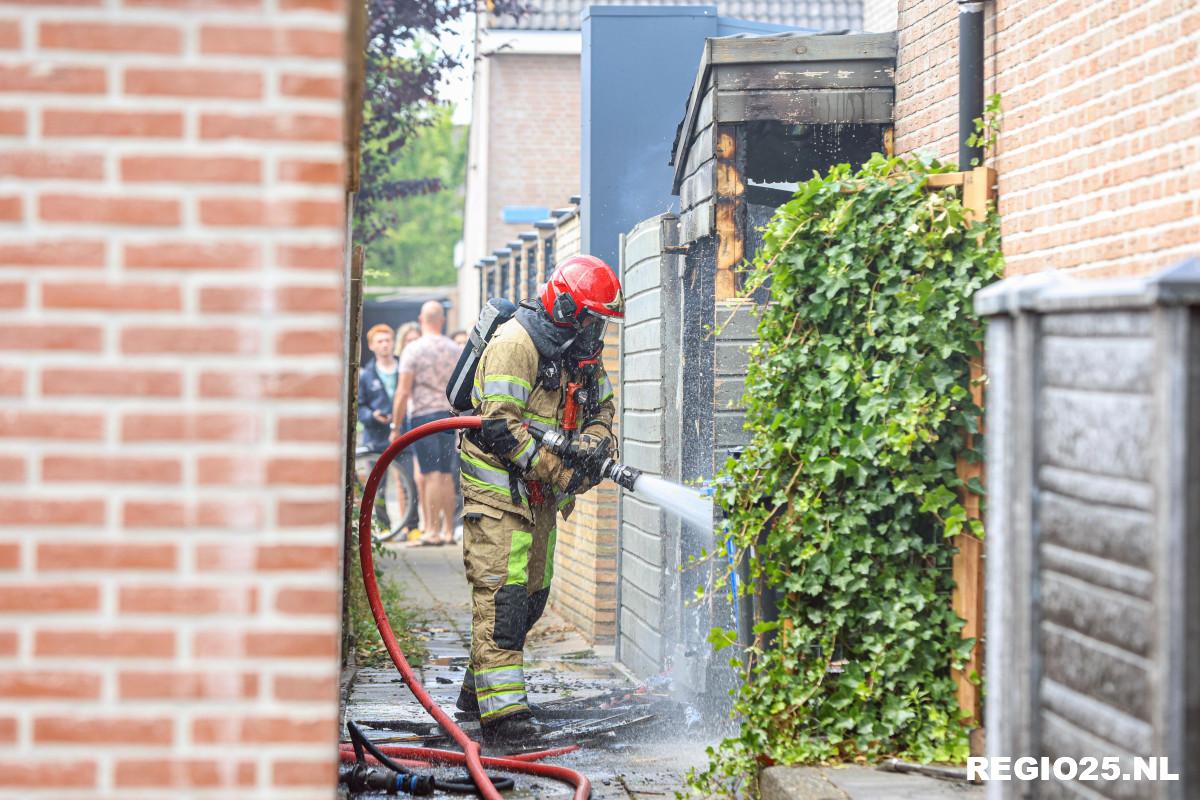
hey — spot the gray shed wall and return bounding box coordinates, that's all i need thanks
[617,213,751,693]
[617,213,684,679]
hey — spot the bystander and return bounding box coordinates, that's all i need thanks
[356,324,412,539]
[392,301,464,547]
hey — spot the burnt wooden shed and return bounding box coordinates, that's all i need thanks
[617,32,898,692]
[671,31,897,299]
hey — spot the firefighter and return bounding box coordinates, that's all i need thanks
[455,254,623,745]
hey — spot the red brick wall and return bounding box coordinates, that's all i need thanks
[485,53,581,256]
[541,214,620,644]
[0,2,349,796]
[895,0,1200,278]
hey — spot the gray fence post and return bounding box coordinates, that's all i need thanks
[976,260,1200,799]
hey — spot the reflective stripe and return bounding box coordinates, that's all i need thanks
[511,438,536,471]
[476,665,527,720]
[598,373,614,403]
[477,681,524,699]
[482,374,531,407]
[556,492,572,511]
[460,452,521,502]
[481,700,528,720]
[475,664,524,679]
[524,411,556,426]
[507,530,532,585]
[471,384,482,405]
[543,528,557,589]
[461,452,529,506]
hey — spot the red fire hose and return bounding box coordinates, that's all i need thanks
[351,415,592,799]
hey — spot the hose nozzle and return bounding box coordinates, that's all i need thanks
[602,459,641,492]
[529,428,640,490]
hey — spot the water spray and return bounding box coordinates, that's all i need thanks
[532,428,713,532]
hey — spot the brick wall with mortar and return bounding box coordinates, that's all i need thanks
[542,212,620,645]
[547,329,621,645]
[895,0,1199,278]
[0,1,349,796]
[485,53,581,259]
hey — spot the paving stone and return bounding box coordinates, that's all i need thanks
[760,766,983,800]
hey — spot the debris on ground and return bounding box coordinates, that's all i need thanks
[341,542,711,798]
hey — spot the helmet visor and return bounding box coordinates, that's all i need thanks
[573,309,612,357]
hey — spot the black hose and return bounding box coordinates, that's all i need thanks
[346,721,516,795]
[435,774,516,794]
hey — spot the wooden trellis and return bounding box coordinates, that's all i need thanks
[939,166,994,730]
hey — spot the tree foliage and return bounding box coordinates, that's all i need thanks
[361,107,467,286]
[354,0,524,284]
[687,154,1002,796]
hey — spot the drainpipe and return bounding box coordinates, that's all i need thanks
[958,0,986,168]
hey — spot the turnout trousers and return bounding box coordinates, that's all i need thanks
[456,498,557,726]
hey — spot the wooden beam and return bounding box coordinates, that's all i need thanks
[951,356,986,727]
[715,87,894,125]
[340,243,364,659]
[714,125,745,301]
[342,0,365,193]
[715,61,896,92]
[950,164,995,734]
[963,166,996,223]
[925,172,967,189]
[708,32,897,65]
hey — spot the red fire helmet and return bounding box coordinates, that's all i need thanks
[539,255,625,329]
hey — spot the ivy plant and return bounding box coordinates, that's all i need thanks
[686,153,1002,797]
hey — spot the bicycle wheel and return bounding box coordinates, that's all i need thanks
[355,452,393,536]
[377,452,419,543]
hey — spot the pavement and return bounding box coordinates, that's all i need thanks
[340,539,711,799]
[760,765,983,800]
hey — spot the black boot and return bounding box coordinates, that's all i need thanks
[481,711,539,747]
[455,685,479,715]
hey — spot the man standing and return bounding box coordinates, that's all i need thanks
[357,324,402,532]
[455,255,622,745]
[392,301,463,546]
[358,324,397,454]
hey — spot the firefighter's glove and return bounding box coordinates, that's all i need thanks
[529,447,575,494]
[573,433,610,483]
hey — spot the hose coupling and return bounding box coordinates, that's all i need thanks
[338,763,433,795]
[534,427,569,451]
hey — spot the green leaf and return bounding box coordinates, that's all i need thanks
[707,627,739,652]
[919,484,956,513]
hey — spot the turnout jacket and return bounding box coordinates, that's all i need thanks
[459,318,617,523]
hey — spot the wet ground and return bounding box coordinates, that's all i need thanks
[341,541,712,798]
